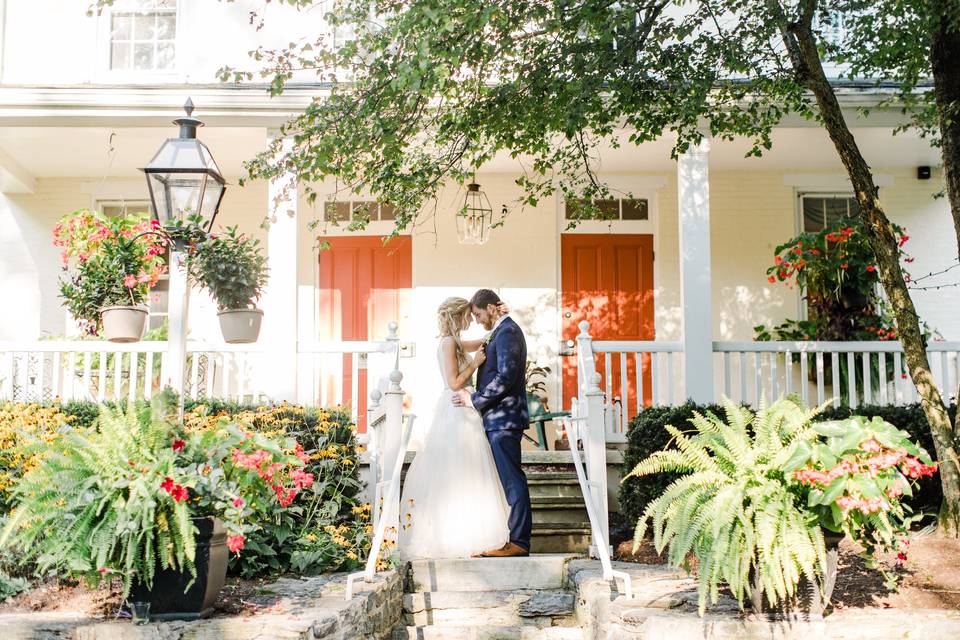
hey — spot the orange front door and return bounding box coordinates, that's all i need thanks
[318,236,412,430]
[561,234,655,414]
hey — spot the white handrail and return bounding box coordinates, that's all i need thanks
[561,413,632,599]
[345,413,416,601]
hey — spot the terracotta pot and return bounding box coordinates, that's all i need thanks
[100,306,148,343]
[217,307,263,344]
[129,517,228,621]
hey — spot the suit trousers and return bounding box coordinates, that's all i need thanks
[486,428,532,550]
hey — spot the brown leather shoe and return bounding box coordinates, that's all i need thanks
[478,542,529,558]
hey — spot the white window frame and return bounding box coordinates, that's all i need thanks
[796,191,860,235]
[94,0,183,84]
[312,197,412,237]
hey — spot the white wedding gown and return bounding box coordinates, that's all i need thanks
[397,342,510,560]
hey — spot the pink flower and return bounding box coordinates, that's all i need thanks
[291,469,314,489]
[232,497,244,508]
[123,274,137,288]
[293,443,311,464]
[861,439,882,453]
[227,534,245,554]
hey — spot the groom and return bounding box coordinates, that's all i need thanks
[452,289,532,557]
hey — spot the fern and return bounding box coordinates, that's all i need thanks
[629,396,827,615]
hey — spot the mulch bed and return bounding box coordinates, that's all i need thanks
[0,575,278,619]
[616,532,960,611]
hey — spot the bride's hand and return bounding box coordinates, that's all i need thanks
[497,302,510,315]
[473,347,487,367]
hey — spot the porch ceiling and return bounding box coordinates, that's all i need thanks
[0,124,941,183]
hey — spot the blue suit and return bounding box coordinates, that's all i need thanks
[471,316,532,551]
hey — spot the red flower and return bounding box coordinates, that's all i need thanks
[775,256,783,265]
[227,534,245,554]
[896,552,908,564]
[291,469,314,490]
[170,484,189,503]
[160,477,175,493]
[233,497,244,508]
[767,275,776,284]
[172,439,186,453]
[98,567,111,574]
[293,443,311,464]
[866,265,876,272]
[840,263,849,270]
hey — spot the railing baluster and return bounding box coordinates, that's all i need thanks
[15,353,28,402]
[145,351,154,399]
[36,352,47,403]
[831,352,840,408]
[862,352,872,405]
[129,351,139,402]
[204,353,214,398]
[66,352,77,401]
[723,351,731,398]
[785,350,793,395]
[351,353,360,426]
[771,351,779,399]
[815,352,825,405]
[847,351,856,409]
[189,352,200,399]
[941,351,950,399]
[221,352,232,399]
[112,351,123,400]
[51,352,62,400]
[634,352,644,413]
[604,352,613,402]
[237,353,248,403]
[650,352,659,405]
[799,351,809,406]
[0,352,13,400]
[893,351,902,406]
[666,352,675,406]
[619,352,628,434]
[755,352,763,406]
[878,352,888,405]
[739,352,748,405]
[80,352,91,401]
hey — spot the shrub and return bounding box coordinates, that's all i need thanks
[619,401,948,531]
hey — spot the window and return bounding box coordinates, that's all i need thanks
[799,193,860,233]
[97,200,168,332]
[110,0,177,72]
[565,197,649,221]
[323,200,396,223]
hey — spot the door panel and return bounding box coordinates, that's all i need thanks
[561,235,654,415]
[318,237,412,430]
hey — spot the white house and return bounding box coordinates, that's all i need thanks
[1,0,959,450]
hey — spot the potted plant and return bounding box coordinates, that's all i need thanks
[627,396,937,618]
[189,226,268,343]
[53,209,167,342]
[0,393,313,621]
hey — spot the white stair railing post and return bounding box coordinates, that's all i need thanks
[380,368,404,548]
[584,372,610,558]
[576,321,597,405]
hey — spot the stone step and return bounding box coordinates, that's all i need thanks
[531,497,589,525]
[407,555,577,592]
[394,625,584,640]
[403,589,576,627]
[530,524,591,554]
[527,473,583,499]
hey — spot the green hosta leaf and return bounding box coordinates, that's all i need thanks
[821,477,847,506]
[777,439,812,472]
[813,421,849,438]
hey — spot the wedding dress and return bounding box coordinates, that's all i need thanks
[397,341,510,560]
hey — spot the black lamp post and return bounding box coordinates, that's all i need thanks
[142,98,226,235]
[141,98,226,419]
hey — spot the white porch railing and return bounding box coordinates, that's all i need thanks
[0,323,401,428]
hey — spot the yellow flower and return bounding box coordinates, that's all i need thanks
[346,550,358,560]
[305,533,317,542]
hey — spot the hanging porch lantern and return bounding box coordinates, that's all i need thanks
[457,182,493,245]
[141,98,227,233]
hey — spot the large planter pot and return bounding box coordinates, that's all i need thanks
[218,307,263,344]
[100,306,148,343]
[130,517,228,621]
[749,530,844,619]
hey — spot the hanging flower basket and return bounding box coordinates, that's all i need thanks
[217,307,264,344]
[100,305,149,343]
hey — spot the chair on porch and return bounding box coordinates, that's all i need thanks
[523,395,569,450]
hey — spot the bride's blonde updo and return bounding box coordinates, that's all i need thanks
[437,296,471,367]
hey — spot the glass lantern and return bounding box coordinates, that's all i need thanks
[457,182,493,245]
[141,99,226,233]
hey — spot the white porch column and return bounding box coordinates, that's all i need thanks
[261,132,299,402]
[677,139,714,403]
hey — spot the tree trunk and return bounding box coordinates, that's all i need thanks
[929,5,960,517]
[780,3,960,536]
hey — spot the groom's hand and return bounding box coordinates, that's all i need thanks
[452,389,473,408]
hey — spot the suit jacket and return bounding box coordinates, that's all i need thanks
[472,316,529,432]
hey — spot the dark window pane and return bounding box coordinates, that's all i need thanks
[802,197,826,232]
[848,197,861,217]
[324,201,350,222]
[565,198,589,220]
[379,202,396,220]
[596,199,619,220]
[824,198,849,226]
[352,201,377,221]
[622,198,648,220]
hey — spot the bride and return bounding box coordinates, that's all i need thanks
[397,297,510,559]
